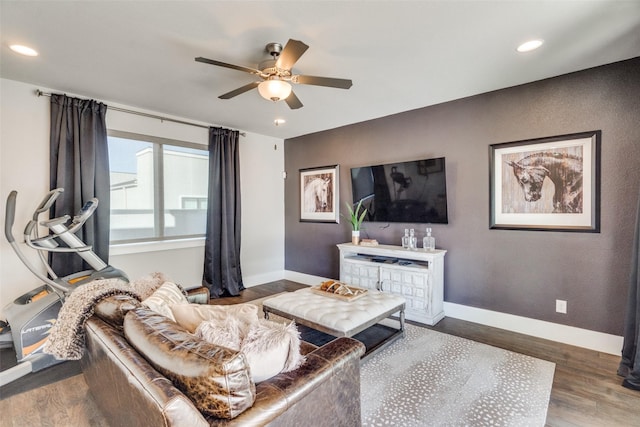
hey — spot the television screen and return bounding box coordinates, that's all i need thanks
[350,157,448,224]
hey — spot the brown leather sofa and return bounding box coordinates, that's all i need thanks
[80,295,366,426]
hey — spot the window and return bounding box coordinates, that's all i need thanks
[181,196,208,209]
[108,130,209,243]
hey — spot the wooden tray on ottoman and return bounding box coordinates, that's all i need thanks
[310,281,368,302]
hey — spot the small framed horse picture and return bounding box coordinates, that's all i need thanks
[489,130,601,232]
[300,165,339,223]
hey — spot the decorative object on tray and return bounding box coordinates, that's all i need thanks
[311,280,368,301]
[344,200,367,245]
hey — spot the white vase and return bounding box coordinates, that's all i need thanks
[352,230,360,245]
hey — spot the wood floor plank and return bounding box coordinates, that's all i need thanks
[0,396,16,427]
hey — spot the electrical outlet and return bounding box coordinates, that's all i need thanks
[556,299,567,314]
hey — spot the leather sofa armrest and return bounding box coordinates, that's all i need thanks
[308,336,366,365]
[299,340,318,356]
[210,337,365,426]
[265,337,365,406]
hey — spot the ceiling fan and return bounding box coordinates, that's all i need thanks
[195,39,353,110]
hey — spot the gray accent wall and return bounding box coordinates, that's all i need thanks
[284,57,640,335]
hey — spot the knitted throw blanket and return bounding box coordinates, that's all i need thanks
[43,272,167,360]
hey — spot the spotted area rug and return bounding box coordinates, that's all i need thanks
[360,323,555,427]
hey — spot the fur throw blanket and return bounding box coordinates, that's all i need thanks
[43,272,167,360]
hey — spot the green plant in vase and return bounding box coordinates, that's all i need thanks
[344,200,367,245]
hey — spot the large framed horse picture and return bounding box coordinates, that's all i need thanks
[490,130,601,232]
[300,165,339,223]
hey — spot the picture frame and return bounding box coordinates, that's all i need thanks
[300,165,339,223]
[489,130,601,232]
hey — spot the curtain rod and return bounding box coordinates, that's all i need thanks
[36,89,246,137]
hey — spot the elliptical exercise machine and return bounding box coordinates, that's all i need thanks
[1,188,128,387]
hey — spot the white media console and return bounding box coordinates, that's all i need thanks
[337,243,446,325]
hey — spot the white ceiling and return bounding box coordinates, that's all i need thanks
[1,1,639,139]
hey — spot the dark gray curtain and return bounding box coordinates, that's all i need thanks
[202,127,244,298]
[619,185,640,391]
[49,94,110,277]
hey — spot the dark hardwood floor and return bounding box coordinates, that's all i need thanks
[1,280,639,426]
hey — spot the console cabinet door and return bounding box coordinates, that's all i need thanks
[380,265,430,315]
[341,258,380,290]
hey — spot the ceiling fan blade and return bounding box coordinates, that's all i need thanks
[219,82,260,99]
[294,75,353,89]
[195,57,262,75]
[275,39,309,70]
[285,91,303,110]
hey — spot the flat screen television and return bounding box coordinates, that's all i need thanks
[350,157,448,224]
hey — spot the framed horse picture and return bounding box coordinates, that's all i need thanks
[489,130,601,232]
[300,165,339,223]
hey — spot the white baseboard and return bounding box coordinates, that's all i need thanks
[283,270,329,286]
[278,270,623,355]
[243,270,285,287]
[444,302,623,356]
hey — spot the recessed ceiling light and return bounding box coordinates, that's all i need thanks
[517,39,544,53]
[10,44,39,57]
[274,119,286,126]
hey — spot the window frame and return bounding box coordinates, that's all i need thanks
[107,129,209,245]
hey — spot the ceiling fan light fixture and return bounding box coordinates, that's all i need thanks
[258,79,292,102]
[197,38,351,109]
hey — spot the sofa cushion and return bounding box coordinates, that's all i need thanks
[170,303,259,333]
[141,281,188,321]
[196,317,306,383]
[123,308,255,419]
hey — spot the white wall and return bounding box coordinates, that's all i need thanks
[0,79,50,317]
[0,78,284,317]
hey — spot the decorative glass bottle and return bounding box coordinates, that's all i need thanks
[402,229,410,249]
[409,228,417,250]
[423,227,435,251]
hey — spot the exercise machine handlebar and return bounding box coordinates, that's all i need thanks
[5,191,17,243]
[4,191,68,294]
[33,188,64,218]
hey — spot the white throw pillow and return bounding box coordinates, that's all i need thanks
[141,282,188,321]
[196,317,306,383]
[195,315,246,351]
[242,320,306,383]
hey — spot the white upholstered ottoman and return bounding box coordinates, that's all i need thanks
[262,288,405,355]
